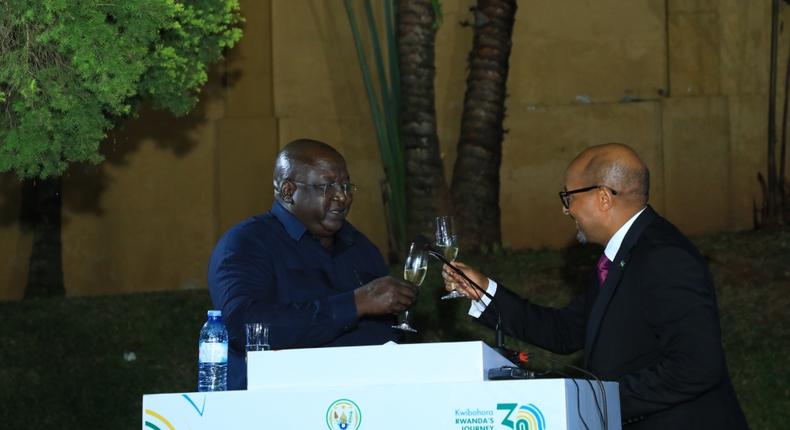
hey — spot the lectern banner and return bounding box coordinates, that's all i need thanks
[142,379,620,430]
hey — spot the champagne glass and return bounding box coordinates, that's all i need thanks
[436,216,465,300]
[392,243,428,333]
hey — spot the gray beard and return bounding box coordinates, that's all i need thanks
[576,228,588,244]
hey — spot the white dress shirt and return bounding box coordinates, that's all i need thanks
[468,207,646,318]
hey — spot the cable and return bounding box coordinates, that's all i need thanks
[549,367,591,430]
[538,354,608,430]
[411,235,509,353]
[513,351,607,429]
[410,236,609,428]
[491,326,607,429]
[583,378,605,429]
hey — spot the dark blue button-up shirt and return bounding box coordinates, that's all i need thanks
[207,201,395,389]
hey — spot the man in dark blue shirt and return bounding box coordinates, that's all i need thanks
[208,138,417,390]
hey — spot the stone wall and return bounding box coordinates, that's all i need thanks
[0,0,786,299]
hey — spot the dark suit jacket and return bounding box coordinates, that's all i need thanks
[479,206,748,429]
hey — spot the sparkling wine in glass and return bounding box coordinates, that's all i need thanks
[436,216,465,300]
[393,243,428,333]
[404,265,427,286]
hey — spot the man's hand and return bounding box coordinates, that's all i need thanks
[354,276,418,318]
[442,261,488,301]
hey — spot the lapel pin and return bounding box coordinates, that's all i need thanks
[619,260,625,268]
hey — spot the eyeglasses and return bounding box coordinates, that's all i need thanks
[558,185,618,209]
[290,180,358,197]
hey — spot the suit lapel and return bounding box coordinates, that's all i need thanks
[583,205,657,365]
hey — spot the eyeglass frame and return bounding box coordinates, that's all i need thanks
[558,185,618,209]
[288,179,358,197]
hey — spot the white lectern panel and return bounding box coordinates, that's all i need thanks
[247,341,513,390]
[143,379,621,430]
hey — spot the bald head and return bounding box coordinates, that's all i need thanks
[272,139,353,247]
[570,143,650,207]
[273,138,345,196]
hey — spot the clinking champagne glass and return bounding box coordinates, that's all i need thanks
[436,216,465,300]
[392,243,428,333]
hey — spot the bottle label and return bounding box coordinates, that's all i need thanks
[199,342,228,363]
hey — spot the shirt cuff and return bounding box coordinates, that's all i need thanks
[468,279,497,318]
[327,291,359,331]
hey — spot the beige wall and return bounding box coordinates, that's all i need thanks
[271,0,390,250]
[0,0,787,299]
[62,108,220,296]
[501,102,666,249]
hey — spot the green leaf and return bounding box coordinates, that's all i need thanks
[0,0,243,179]
[344,0,407,256]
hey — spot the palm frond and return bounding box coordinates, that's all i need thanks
[344,0,407,257]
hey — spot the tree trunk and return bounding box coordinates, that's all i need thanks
[766,0,780,227]
[761,0,787,228]
[398,0,450,240]
[450,0,517,250]
[21,178,65,298]
[780,27,789,224]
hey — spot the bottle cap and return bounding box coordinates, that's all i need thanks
[207,310,222,317]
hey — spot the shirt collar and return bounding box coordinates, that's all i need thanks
[270,200,356,246]
[604,206,647,261]
[271,200,307,240]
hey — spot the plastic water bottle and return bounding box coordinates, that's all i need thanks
[197,310,228,392]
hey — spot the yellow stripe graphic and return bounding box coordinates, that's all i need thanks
[517,410,539,429]
[145,409,176,430]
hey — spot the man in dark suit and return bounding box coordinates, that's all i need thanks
[445,143,748,429]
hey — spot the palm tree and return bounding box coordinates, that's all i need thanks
[398,0,450,240]
[451,0,517,250]
[346,0,517,253]
[761,0,789,227]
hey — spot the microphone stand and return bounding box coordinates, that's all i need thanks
[414,237,609,429]
[415,237,514,360]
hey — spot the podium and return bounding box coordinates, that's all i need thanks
[142,341,621,429]
[247,340,515,389]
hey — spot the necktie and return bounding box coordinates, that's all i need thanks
[596,254,612,288]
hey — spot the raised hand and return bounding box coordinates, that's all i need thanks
[354,276,418,317]
[441,261,488,301]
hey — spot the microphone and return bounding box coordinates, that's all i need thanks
[410,235,510,360]
[411,235,492,300]
[412,235,609,429]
